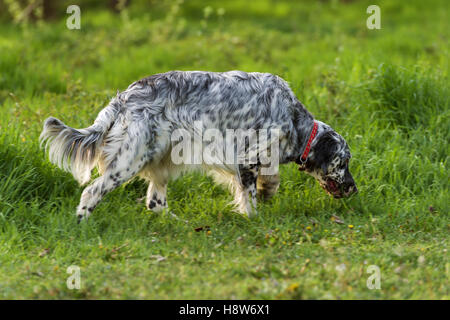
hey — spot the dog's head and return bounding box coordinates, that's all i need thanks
[298,123,357,198]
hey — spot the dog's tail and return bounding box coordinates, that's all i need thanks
[39,101,121,185]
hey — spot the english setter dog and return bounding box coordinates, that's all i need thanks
[40,71,357,222]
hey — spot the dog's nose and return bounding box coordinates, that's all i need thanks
[344,183,357,195]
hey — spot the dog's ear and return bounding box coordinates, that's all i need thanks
[321,163,328,175]
[313,131,338,174]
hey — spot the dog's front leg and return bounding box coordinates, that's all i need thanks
[233,165,258,218]
[257,171,280,200]
[146,182,168,213]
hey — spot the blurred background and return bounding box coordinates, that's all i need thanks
[0,0,448,299]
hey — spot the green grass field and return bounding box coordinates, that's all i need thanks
[0,0,448,299]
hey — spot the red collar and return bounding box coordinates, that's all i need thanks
[300,120,318,163]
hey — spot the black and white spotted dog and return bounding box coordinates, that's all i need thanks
[40,71,357,222]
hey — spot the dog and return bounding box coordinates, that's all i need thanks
[40,71,357,222]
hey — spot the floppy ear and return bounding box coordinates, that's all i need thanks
[313,131,338,174]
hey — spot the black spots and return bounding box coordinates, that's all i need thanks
[149,192,164,207]
[149,200,156,209]
[239,166,258,188]
[82,206,86,210]
[109,174,119,183]
[109,172,122,183]
[248,163,258,169]
[88,207,94,212]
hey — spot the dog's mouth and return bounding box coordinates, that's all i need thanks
[321,179,358,198]
[322,179,343,198]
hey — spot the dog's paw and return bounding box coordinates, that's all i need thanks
[76,206,91,223]
[146,197,168,213]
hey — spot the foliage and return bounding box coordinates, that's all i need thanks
[0,0,448,299]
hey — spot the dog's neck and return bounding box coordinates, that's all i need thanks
[310,120,331,144]
[294,119,330,165]
[303,120,334,161]
[279,101,331,164]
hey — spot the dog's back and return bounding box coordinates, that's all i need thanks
[121,70,301,130]
[40,70,316,221]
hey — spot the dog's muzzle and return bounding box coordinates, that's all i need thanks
[324,179,358,198]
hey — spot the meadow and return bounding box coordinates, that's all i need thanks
[0,0,448,299]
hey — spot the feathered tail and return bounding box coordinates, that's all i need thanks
[39,101,120,185]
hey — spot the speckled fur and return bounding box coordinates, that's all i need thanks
[39,70,356,222]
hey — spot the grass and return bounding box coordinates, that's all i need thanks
[0,0,448,299]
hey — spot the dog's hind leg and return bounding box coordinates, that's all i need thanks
[139,135,172,213]
[232,164,259,218]
[75,139,150,222]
